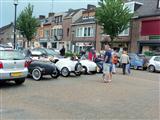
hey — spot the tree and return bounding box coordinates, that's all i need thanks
[96,0,133,47]
[17,4,39,47]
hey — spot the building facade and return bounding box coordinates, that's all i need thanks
[0,22,25,48]
[130,0,160,54]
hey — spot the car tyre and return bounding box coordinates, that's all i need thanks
[148,65,155,72]
[15,78,25,85]
[32,68,42,81]
[61,67,70,77]
[133,66,138,70]
[51,68,60,78]
[82,66,88,74]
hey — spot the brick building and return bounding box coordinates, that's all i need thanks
[130,0,160,53]
[0,22,25,48]
[36,9,84,50]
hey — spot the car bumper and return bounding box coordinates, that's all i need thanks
[0,68,28,80]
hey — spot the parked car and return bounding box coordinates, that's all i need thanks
[27,60,60,81]
[55,58,82,77]
[148,56,160,72]
[128,53,146,70]
[0,50,28,84]
[80,59,97,74]
[25,51,60,80]
[0,44,13,50]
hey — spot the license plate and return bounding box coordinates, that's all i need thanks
[11,72,23,77]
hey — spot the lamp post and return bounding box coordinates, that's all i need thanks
[13,0,18,49]
[71,30,75,53]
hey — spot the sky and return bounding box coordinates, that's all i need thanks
[0,0,99,27]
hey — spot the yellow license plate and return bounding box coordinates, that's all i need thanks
[11,72,23,77]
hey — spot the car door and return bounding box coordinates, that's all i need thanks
[153,57,160,71]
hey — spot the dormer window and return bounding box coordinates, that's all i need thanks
[124,1,143,13]
[158,0,160,9]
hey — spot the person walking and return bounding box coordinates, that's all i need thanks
[103,44,112,83]
[120,51,130,75]
[60,45,65,56]
[126,55,131,74]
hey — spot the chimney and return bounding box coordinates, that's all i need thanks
[87,4,96,10]
[48,12,55,17]
[39,15,45,19]
[68,8,74,12]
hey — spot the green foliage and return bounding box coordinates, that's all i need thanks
[65,52,79,58]
[96,0,133,46]
[144,51,155,56]
[16,4,39,46]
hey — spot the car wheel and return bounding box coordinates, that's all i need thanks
[148,65,155,72]
[82,66,88,74]
[133,66,138,70]
[32,68,42,81]
[14,78,25,85]
[61,67,70,77]
[75,63,82,76]
[51,68,60,78]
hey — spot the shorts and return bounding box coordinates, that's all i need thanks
[103,63,112,74]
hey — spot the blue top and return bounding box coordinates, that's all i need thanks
[104,50,112,64]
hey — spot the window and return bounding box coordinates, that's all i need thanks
[88,27,91,36]
[44,30,49,38]
[84,28,87,36]
[57,29,63,36]
[51,29,54,37]
[154,57,160,61]
[67,28,70,37]
[119,27,129,36]
[54,29,57,36]
[60,16,62,22]
[158,0,160,8]
[75,27,94,37]
[124,2,135,13]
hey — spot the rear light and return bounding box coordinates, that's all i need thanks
[0,61,3,69]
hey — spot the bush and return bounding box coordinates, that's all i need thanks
[144,51,155,56]
[65,52,80,58]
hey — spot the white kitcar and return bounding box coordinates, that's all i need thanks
[80,60,97,74]
[55,58,82,77]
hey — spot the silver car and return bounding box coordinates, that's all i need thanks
[0,50,28,84]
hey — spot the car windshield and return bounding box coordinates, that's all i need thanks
[45,49,59,56]
[0,50,25,60]
[129,53,140,60]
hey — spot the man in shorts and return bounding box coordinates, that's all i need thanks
[103,44,112,83]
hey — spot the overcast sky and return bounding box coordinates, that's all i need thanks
[0,0,98,27]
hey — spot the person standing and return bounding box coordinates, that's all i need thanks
[103,44,112,83]
[88,47,96,61]
[112,52,118,74]
[60,45,65,56]
[120,51,130,75]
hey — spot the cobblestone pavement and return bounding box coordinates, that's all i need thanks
[0,69,159,120]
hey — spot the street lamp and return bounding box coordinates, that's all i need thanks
[13,0,18,49]
[71,30,75,52]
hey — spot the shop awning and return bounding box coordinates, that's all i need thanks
[141,19,160,36]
